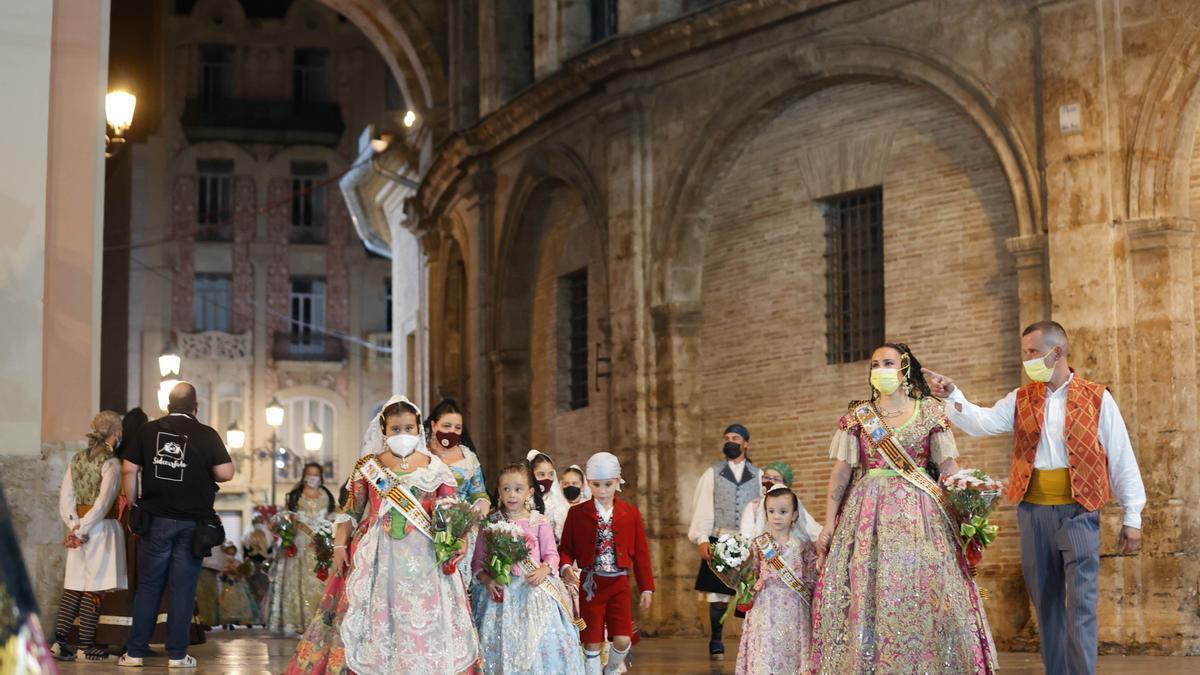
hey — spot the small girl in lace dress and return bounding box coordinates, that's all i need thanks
[735,487,818,675]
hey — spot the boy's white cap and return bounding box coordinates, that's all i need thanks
[586,452,625,490]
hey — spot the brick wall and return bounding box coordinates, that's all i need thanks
[171,175,197,333]
[697,80,1027,637]
[231,176,256,333]
[529,183,611,471]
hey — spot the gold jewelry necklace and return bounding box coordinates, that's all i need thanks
[399,454,410,470]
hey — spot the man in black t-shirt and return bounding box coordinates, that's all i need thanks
[119,382,233,668]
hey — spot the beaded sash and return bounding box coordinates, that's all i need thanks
[752,533,811,604]
[358,457,434,541]
[516,557,586,631]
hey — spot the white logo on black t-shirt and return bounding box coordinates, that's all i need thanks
[153,432,189,482]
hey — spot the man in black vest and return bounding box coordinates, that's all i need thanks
[687,423,761,659]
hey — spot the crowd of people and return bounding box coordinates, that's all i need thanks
[40,320,1147,674]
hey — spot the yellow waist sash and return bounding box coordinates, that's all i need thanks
[1024,468,1074,506]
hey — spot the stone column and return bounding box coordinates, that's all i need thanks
[649,302,705,635]
[1006,233,1049,329]
[1120,217,1200,652]
[0,0,111,620]
[601,89,671,628]
[465,162,498,465]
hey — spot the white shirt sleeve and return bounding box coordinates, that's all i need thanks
[78,458,122,536]
[1098,391,1146,529]
[58,468,78,529]
[944,386,1018,437]
[687,467,716,545]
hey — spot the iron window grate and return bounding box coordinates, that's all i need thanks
[564,268,589,410]
[822,187,885,365]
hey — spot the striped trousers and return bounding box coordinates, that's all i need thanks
[1018,502,1101,675]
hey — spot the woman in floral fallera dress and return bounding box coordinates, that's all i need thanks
[268,464,335,634]
[286,395,479,675]
[812,343,997,674]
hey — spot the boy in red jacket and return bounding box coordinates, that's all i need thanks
[560,452,654,675]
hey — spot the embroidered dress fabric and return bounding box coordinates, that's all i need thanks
[267,494,331,632]
[470,513,583,675]
[446,446,489,590]
[338,458,479,674]
[812,399,998,674]
[736,537,818,675]
[218,559,257,625]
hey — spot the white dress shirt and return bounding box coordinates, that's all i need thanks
[945,375,1146,528]
[687,460,747,545]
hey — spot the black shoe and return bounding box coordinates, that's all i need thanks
[709,642,725,659]
[53,644,76,662]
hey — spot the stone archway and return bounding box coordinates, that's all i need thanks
[491,146,608,471]
[315,0,448,126]
[1125,12,1200,221]
[656,38,1042,311]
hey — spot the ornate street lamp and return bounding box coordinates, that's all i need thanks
[105,91,136,158]
[303,423,324,452]
[265,397,285,505]
[225,420,245,451]
[158,341,181,378]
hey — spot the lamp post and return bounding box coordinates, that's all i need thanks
[225,420,245,452]
[157,377,180,412]
[158,341,181,378]
[265,397,285,506]
[303,423,324,453]
[105,90,136,158]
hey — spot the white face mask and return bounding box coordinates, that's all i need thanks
[385,433,420,457]
[304,476,321,488]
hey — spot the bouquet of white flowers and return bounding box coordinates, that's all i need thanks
[709,534,756,623]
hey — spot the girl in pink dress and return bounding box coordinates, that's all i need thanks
[736,487,818,675]
[472,463,584,675]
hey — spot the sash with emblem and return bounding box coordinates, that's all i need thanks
[852,401,962,547]
[515,557,587,631]
[752,533,812,605]
[356,456,435,541]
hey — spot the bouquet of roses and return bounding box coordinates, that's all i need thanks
[312,520,334,582]
[709,534,756,623]
[481,520,531,586]
[941,468,1005,570]
[432,497,480,576]
[272,513,298,558]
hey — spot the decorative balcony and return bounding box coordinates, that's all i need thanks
[366,332,392,373]
[179,330,252,361]
[181,98,345,146]
[272,333,346,363]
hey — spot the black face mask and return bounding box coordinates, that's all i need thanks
[562,486,583,502]
[722,442,743,460]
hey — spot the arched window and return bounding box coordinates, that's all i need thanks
[276,397,337,482]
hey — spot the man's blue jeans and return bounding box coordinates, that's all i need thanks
[125,516,202,659]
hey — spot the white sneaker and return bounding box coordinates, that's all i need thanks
[168,654,197,668]
[117,654,144,667]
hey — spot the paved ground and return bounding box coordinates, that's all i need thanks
[56,629,1197,674]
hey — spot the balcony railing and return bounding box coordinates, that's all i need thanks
[182,98,345,146]
[366,332,392,372]
[272,333,346,362]
[179,330,252,361]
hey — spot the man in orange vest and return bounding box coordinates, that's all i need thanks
[924,320,1145,675]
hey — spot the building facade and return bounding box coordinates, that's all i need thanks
[122,0,409,538]
[344,0,1200,654]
